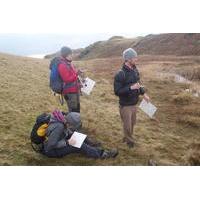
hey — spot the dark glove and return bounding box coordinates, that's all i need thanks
[139,87,145,95]
[64,129,73,140]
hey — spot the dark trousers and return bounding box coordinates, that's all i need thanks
[64,93,80,113]
[43,142,103,158]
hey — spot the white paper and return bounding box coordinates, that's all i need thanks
[81,77,95,95]
[70,132,87,148]
[139,99,157,118]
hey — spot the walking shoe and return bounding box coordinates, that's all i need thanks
[101,149,118,159]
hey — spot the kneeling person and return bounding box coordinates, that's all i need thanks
[32,110,118,159]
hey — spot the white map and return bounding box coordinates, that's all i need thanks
[139,99,157,118]
[70,132,87,148]
[81,77,96,95]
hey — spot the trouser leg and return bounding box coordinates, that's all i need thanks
[79,143,103,158]
[42,146,78,158]
[64,93,80,113]
[43,143,103,158]
[119,105,136,143]
[131,106,137,135]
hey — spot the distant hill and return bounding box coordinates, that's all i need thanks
[77,36,141,59]
[74,33,200,60]
[44,36,141,60]
[134,33,200,56]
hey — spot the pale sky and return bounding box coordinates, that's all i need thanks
[0,0,199,34]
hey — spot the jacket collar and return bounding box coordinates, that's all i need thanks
[60,56,72,64]
[122,63,136,71]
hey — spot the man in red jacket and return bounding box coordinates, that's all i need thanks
[58,46,81,113]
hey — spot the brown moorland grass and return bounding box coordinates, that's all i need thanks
[0,53,199,165]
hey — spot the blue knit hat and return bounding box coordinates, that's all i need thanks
[65,112,82,131]
[123,48,138,60]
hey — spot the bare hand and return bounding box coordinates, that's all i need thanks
[68,138,76,146]
[130,83,140,90]
[78,69,84,76]
[143,94,150,103]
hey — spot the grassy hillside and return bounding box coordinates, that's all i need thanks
[76,33,200,60]
[0,53,200,165]
[135,33,200,56]
[77,36,141,60]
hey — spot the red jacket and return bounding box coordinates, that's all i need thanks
[58,57,79,95]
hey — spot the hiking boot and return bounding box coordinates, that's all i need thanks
[127,141,134,148]
[101,149,118,159]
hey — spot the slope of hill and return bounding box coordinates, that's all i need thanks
[0,53,200,165]
[135,33,200,56]
[76,33,200,60]
[77,36,142,59]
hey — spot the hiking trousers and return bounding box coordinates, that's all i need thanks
[119,105,137,143]
[64,93,80,113]
[43,142,103,158]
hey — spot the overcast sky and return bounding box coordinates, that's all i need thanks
[0,0,199,35]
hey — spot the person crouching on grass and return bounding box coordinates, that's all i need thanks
[114,48,150,148]
[42,110,118,159]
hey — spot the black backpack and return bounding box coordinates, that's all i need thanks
[30,113,51,152]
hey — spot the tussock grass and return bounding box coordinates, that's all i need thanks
[177,116,200,128]
[185,143,200,166]
[176,65,200,81]
[172,92,193,105]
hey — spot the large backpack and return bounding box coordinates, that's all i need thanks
[49,57,63,94]
[30,113,51,152]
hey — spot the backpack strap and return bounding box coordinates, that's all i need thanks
[50,57,61,70]
[59,94,64,106]
[119,69,126,83]
[31,142,44,153]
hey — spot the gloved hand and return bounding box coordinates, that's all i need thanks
[139,86,145,95]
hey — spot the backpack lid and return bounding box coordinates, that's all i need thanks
[37,123,48,137]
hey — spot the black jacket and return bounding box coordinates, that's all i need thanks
[114,64,144,106]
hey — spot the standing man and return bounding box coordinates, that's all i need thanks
[114,48,150,148]
[58,46,82,113]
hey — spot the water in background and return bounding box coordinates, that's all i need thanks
[27,54,45,59]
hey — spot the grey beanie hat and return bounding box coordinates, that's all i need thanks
[65,112,82,130]
[60,46,72,57]
[123,48,138,60]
